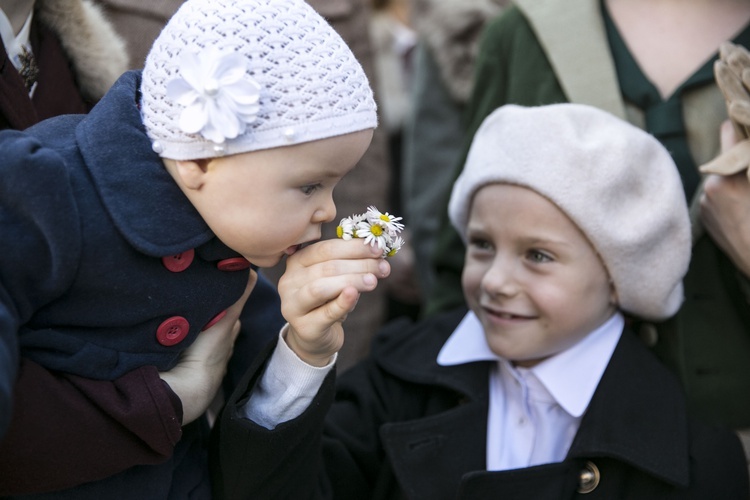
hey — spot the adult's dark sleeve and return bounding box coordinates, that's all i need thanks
[0,359,183,495]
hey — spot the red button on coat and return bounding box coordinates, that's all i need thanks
[162,249,195,272]
[156,316,190,346]
[201,310,228,331]
[216,257,251,271]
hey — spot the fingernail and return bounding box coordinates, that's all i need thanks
[363,274,376,286]
[378,260,389,276]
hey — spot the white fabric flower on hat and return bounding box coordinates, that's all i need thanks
[166,46,261,144]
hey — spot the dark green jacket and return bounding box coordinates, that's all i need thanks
[427,0,750,429]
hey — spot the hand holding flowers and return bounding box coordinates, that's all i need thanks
[278,238,391,367]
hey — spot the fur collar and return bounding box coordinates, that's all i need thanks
[412,0,507,102]
[35,0,128,101]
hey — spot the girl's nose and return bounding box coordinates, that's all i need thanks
[482,257,519,298]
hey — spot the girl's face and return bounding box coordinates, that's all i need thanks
[462,183,617,367]
[173,129,373,267]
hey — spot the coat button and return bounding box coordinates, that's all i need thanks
[201,310,228,331]
[217,257,251,271]
[638,323,659,347]
[162,249,194,272]
[577,461,600,494]
[156,316,190,346]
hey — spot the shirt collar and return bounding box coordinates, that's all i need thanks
[438,310,624,417]
[0,7,33,65]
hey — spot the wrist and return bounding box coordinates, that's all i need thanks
[283,325,335,367]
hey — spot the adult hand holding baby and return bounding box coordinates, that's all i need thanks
[159,271,256,424]
[278,239,390,367]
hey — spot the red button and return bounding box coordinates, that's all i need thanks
[162,249,194,273]
[216,257,251,271]
[201,310,228,331]
[156,316,190,346]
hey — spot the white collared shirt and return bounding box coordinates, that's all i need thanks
[438,311,624,471]
[0,7,36,96]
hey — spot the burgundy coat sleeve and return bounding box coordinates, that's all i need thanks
[0,358,183,495]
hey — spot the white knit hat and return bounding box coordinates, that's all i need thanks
[449,103,691,321]
[140,0,377,160]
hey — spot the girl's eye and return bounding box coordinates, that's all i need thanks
[527,250,552,263]
[468,237,492,251]
[301,183,322,195]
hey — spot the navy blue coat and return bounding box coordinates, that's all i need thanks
[0,70,283,498]
[214,308,749,499]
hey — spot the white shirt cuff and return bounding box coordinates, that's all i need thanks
[240,324,336,429]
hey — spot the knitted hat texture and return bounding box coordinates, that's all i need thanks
[141,0,377,160]
[449,103,691,321]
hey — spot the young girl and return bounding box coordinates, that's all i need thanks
[0,0,387,497]
[214,104,748,499]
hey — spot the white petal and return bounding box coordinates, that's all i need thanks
[179,102,208,134]
[216,53,248,83]
[178,51,204,92]
[167,79,199,106]
[208,99,241,139]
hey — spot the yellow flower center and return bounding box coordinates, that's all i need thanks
[370,225,384,236]
[336,226,344,238]
[379,214,390,223]
[386,247,398,257]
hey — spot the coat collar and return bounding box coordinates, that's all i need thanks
[514,0,627,119]
[76,70,215,257]
[375,310,691,494]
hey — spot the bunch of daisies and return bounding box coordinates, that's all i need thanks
[336,206,405,258]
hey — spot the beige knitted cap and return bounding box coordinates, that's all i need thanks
[449,103,691,321]
[140,0,377,160]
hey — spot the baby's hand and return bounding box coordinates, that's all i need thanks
[278,238,390,367]
[159,271,256,424]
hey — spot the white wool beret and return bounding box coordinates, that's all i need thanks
[449,103,691,321]
[140,0,377,160]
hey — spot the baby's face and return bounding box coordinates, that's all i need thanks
[183,129,373,267]
[462,183,616,367]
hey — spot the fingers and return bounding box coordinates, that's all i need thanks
[279,241,389,325]
[700,135,750,176]
[724,42,750,77]
[276,239,391,364]
[287,237,384,269]
[715,42,750,138]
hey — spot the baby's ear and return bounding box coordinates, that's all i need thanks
[175,159,210,190]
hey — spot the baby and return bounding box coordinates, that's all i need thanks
[0,0,385,496]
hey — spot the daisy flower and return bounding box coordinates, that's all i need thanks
[385,236,404,258]
[365,205,405,233]
[336,206,405,258]
[356,220,390,250]
[336,216,356,240]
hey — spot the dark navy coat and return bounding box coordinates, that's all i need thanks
[214,308,749,499]
[0,70,283,498]
[0,69,258,379]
